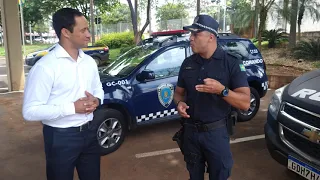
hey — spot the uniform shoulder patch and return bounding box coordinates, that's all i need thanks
[239,64,246,71]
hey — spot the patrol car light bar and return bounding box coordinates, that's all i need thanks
[151,30,189,37]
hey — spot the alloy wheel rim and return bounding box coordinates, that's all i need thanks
[239,93,256,116]
[97,118,122,149]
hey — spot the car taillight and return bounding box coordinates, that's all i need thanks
[104,47,109,51]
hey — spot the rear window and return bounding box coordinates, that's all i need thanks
[220,41,249,58]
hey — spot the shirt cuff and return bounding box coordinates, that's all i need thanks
[62,103,76,116]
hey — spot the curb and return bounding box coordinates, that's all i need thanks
[267,74,298,89]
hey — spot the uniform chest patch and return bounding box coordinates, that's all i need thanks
[239,64,246,71]
[157,83,174,108]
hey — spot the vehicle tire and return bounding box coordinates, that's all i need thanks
[92,108,127,156]
[92,56,101,66]
[236,87,260,122]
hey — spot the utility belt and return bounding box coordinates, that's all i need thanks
[172,111,238,155]
[183,118,226,132]
[181,111,237,134]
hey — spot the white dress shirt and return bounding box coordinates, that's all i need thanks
[22,44,104,128]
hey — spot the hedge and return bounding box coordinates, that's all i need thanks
[95,31,135,49]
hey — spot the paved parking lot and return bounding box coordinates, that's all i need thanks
[0,90,304,180]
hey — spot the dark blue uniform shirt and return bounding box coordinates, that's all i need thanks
[177,47,249,123]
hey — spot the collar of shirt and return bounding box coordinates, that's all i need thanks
[195,47,224,64]
[54,43,85,63]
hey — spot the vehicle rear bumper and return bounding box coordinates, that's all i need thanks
[98,53,109,61]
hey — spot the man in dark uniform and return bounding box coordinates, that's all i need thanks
[173,14,251,180]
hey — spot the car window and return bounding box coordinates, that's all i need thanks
[100,45,157,78]
[146,47,186,79]
[221,41,249,58]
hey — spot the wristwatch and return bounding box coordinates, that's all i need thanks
[220,86,229,97]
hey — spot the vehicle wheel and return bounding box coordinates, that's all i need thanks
[93,108,127,156]
[92,56,101,66]
[237,87,260,122]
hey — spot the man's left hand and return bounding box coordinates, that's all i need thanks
[84,91,100,114]
[195,78,224,94]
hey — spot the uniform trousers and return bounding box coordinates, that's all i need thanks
[183,123,233,180]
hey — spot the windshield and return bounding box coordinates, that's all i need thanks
[100,45,157,78]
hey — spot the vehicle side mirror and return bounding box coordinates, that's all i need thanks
[137,70,155,81]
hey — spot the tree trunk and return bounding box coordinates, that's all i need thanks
[230,24,234,33]
[254,0,259,37]
[127,0,138,42]
[283,0,289,32]
[297,0,305,41]
[90,0,95,44]
[258,0,265,50]
[298,25,301,41]
[289,0,298,48]
[127,0,151,45]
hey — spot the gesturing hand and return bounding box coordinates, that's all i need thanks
[195,78,224,94]
[177,101,190,118]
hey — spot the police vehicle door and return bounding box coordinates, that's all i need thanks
[132,46,187,124]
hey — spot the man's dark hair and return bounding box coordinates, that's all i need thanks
[52,8,83,39]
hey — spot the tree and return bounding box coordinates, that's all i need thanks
[257,0,276,50]
[0,8,2,27]
[22,0,119,27]
[289,0,298,48]
[229,0,255,36]
[297,0,320,40]
[101,3,131,24]
[156,3,188,21]
[127,0,152,44]
[23,0,48,28]
[64,0,119,20]
[155,3,188,30]
[270,0,291,32]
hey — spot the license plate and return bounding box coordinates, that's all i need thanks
[288,155,320,180]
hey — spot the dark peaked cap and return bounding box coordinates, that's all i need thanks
[183,14,219,37]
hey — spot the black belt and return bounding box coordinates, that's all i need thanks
[183,119,226,132]
[44,121,91,132]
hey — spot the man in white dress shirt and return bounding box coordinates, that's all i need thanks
[22,8,104,180]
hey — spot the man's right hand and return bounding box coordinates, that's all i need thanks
[177,101,190,118]
[74,97,95,114]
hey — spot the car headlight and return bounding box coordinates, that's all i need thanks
[268,85,287,119]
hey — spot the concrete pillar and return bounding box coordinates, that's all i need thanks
[0,0,25,91]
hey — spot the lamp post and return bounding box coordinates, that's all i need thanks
[223,0,226,32]
[90,0,95,44]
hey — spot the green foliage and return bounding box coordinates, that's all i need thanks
[313,61,320,68]
[298,0,320,26]
[293,39,320,60]
[95,32,135,49]
[22,0,118,27]
[262,29,288,48]
[0,44,52,56]
[155,3,188,22]
[229,0,255,34]
[101,3,131,25]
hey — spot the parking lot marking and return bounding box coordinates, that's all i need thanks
[135,134,265,159]
[230,134,265,144]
